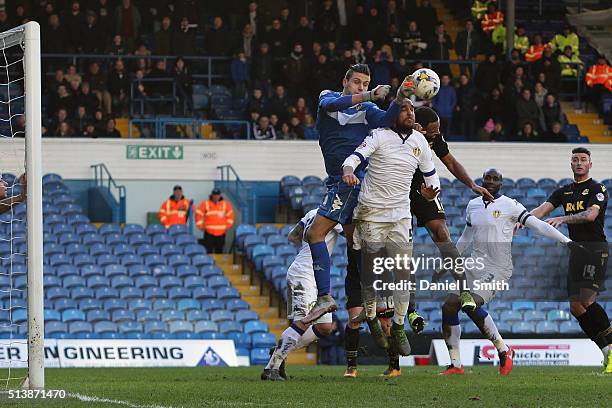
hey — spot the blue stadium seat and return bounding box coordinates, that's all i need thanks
[186,310,209,322]
[220,321,242,334]
[47,287,70,301]
[79,264,102,278]
[275,244,296,258]
[103,299,127,312]
[144,287,166,300]
[105,264,128,278]
[177,299,200,312]
[62,309,85,322]
[176,265,198,279]
[535,301,561,312]
[105,233,128,246]
[72,287,94,301]
[68,214,90,226]
[216,287,240,300]
[194,321,218,334]
[211,310,234,323]
[536,321,558,334]
[136,244,158,257]
[65,243,88,256]
[243,235,265,253]
[111,309,134,323]
[136,309,159,322]
[169,321,195,337]
[112,243,135,256]
[99,224,122,236]
[192,287,217,301]
[250,348,271,365]
[111,275,134,289]
[235,310,258,323]
[208,275,230,289]
[191,254,214,267]
[201,265,223,278]
[523,310,546,322]
[73,254,95,267]
[53,298,76,312]
[161,310,185,322]
[516,178,537,189]
[129,299,152,311]
[251,332,276,348]
[63,275,86,289]
[183,244,206,257]
[160,276,182,289]
[168,224,189,236]
[168,287,191,300]
[160,244,181,257]
[119,321,143,335]
[559,320,581,334]
[175,234,197,246]
[153,299,173,312]
[86,310,110,323]
[45,321,68,337]
[512,301,535,311]
[201,299,224,311]
[82,233,104,246]
[537,178,557,190]
[512,321,535,334]
[69,321,93,336]
[49,253,71,267]
[183,276,206,289]
[546,310,571,321]
[97,254,116,267]
[302,175,323,188]
[499,310,523,322]
[97,287,119,300]
[128,264,150,277]
[120,254,142,266]
[44,309,61,322]
[44,242,64,256]
[244,320,268,334]
[135,275,157,289]
[153,234,173,246]
[128,233,150,246]
[168,254,190,267]
[123,224,145,236]
[144,321,168,334]
[145,254,166,267]
[75,223,98,236]
[145,224,165,235]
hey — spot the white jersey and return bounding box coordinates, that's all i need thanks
[457,195,530,271]
[292,209,343,268]
[342,127,438,222]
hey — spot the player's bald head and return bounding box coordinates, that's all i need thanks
[483,168,502,179]
[482,168,502,197]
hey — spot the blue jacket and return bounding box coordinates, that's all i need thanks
[432,85,457,118]
[231,59,249,83]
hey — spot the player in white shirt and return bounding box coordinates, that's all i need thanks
[261,209,343,381]
[440,168,587,376]
[342,100,440,358]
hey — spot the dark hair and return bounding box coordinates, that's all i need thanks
[345,63,370,80]
[414,106,439,127]
[572,147,591,156]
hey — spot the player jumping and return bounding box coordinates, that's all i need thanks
[441,168,585,375]
[261,209,343,381]
[342,100,440,370]
[531,147,611,373]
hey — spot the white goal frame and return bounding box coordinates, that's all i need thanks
[2,21,44,390]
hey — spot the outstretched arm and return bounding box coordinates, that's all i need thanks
[440,152,494,201]
[546,206,599,227]
[455,224,475,256]
[523,214,570,244]
[319,86,390,113]
[288,221,305,245]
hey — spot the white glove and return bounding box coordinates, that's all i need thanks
[363,85,391,102]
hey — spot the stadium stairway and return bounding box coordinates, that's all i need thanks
[211,254,317,365]
[563,102,612,143]
[431,0,462,78]
[115,117,141,138]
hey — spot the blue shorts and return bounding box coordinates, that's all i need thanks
[317,176,360,225]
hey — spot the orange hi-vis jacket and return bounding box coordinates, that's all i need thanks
[159,196,192,227]
[481,11,504,33]
[586,63,612,91]
[196,199,235,236]
[525,44,545,62]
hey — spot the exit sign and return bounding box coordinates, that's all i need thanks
[126,145,184,160]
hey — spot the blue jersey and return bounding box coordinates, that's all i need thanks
[316,90,400,177]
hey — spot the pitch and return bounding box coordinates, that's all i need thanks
[2,366,608,407]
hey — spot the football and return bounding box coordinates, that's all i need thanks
[412,68,440,100]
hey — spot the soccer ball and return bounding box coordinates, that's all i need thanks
[412,68,440,100]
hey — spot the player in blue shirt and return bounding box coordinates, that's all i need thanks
[302,64,416,327]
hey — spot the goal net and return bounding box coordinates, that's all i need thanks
[0,22,43,390]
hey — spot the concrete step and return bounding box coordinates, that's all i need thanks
[243,295,270,308]
[211,254,234,265]
[254,306,281,319]
[220,264,242,276]
[287,350,317,365]
[227,274,251,286]
[234,284,261,297]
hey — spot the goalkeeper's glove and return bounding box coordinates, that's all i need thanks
[395,74,417,103]
[363,85,391,102]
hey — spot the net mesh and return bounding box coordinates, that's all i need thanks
[0,26,28,388]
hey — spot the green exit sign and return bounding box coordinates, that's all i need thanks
[126,145,184,160]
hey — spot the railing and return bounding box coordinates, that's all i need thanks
[129,117,251,139]
[130,78,179,116]
[216,165,255,225]
[90,163,126,224]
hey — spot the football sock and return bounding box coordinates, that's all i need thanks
[309,241,331,296]
[345,325,360,367]
[407,271,417,314]
[295,326,319,350]
[443,307,462,368]
[266,324,303,370]
[468,308,509,353]
[388,347,400,370]
[586,303,612,347]
[392,292,409,325]
[437,241,469,293]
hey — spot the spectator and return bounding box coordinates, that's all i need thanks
[516,88,540,130]
[415,0,437,35]
[72,105,90,135]
[56,121,75,138]
[248,88,266,114]
[585,56,612,107]
[265,18,287,59]
[432,74,456,135]
[81,11,104,53]
[269,114,280,132]
[289,116,304,139]
[490,121,506,141]
[317,0,339,43]
[501,49,526,84]
[514,26,529,55]
[101,118,122,138]
[481,2,504,35]
[455,73,479,139]
[195,188,235,254]
[266,85,291,121]
[252,43,274,95]
[48,109,69,134]
[65,1,85,52]
[173,58,193,112]
[480,87,505,125]
[65,64,82,88]
[455,19,481,63]
[107,59,130,115]
[403,20,428,60]
[371,50,394,87]
[81,123,99,138]
[231,52,249,99]
[516,121,539,142]
[533,81,548,108]
[50,85,75,117]
[85,62,111,115]
[351,40,367,65]
[107,34,128,55]
[539,93,565,131]
[239,23,257,59]
[173,17,197,56]
[310,54,337,98]
[384,0,405,28]
[311,42,324,66]
[134,43,152,72]
[558,45,583,77]
[253,116,277,140]
[279,6,294,32]
[48,68,69,94]
[245,1,259,36]
[541,121,567,143]
[292,16,313,52]
[278,122,297,140]
[93,0,112,35]
[248,110,260,131]
[318,315,345,365]
[302,113,319,140]
[550,25,579,56]
[43,14,67,54]
[93,109,105,131]
[387,24,404,57]
[363,7,382,45]
[533,47,562,94]
[474,53,500,96]
[477,118,495,141]
[76,82,100,115]
[0,8,11,33]
[350,5,367,42]
[505,65,531,93]
[326,40,340,61]
[114,0,141,51]
[290,97,311,123]
[283,44,308,96]
[206,16,229,56]
[525,34,546,63]
[154,16,173,55]
[159,185,192,228]
[147,59,172,97]
[429,23,454,78]
[471,0,488,21]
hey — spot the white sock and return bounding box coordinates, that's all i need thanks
[392,289,410,325]
[444,325,462,368]
[482,315,509,353]
[265,325,301,370]
[365,299,377,320]
[601,345,610,359]
[295,326,318,350]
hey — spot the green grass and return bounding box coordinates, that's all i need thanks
[1,366,609,407]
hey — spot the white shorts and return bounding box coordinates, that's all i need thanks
[453,265,512,304]
[286,262,332,324]
[352,217,413,252]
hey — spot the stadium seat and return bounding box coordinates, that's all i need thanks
[512,321,535,334]
[192,287,217,300]
[137,244,158,257]
[523,310,546,322]
[216,287,240,300]
[72,287,95,300]
[168,287,192,300]
[559,320,581,334]
[512,301,535,311]
[191,254,214,267]
[160,276,183,289]
[546,310,571,321]
[153,234,173,246]
[235,310,258,323]
[144,321,167,334]
[250,348,270,365]
[177,299,200,312]
[168,254,190,267]
[500,310,523,323]
[145,255,166,267]
[220,321,242,334]
[160,244,181,257]
[183,244,206,257]
[536,321,558,334]
[99,224,121,236]
[86,309,110,323]
[226,299,250,311]
[244,320,268,334]
[45,322,68,337]
[194,320,218,334]
[112,243,135,256]
[251,332,276,348]
[201,265,223,278]
[211,310,234,323]
[183,275,206,289]
[208,276,230,289]
[175,234,197,246]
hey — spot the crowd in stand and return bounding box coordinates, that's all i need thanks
[5,0,610,140]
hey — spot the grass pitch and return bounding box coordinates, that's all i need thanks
[1,365,609,407]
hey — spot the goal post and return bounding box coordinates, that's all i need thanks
[24,21,44,391]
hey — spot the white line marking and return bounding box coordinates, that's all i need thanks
[67,392,178,408]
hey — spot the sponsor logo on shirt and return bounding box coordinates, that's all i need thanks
[596,193,605,202]
[412,147,421,157]
[492,210,501,218]
[582,189,589,195]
